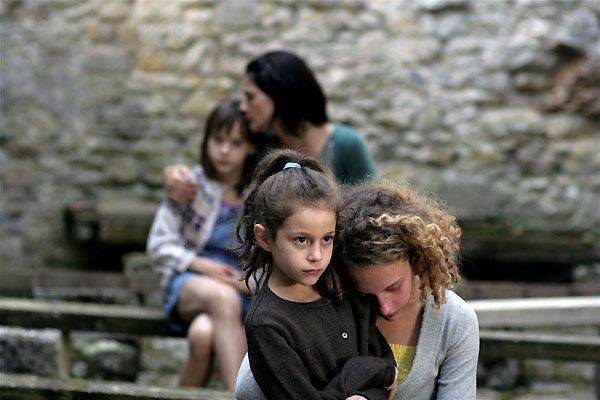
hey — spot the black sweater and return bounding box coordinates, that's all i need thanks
[245,284,396,400]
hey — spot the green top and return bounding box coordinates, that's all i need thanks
[257,123,377,185]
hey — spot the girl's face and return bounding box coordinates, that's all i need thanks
[240,74,275,133]
[255,206,336,297]
[207,121,255,181]
[347,259,417,321]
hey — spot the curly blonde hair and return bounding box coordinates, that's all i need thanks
[335,180,461,309]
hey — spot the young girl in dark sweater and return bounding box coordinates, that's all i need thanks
[236,149,396,400]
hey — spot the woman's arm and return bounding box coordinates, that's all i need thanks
[435,302,480,399]
[235,353,266,400]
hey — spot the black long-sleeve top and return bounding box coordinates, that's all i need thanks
[245,283,396,400]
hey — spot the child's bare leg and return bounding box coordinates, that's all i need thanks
[178,276,247,390]
[179,313,214,387]
[210,285,247,390]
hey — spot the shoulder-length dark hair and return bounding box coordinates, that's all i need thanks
[200,97,257,193]
[245,50,329,137]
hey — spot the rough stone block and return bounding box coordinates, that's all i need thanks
[72,336,141,382]
[0,326,65,377]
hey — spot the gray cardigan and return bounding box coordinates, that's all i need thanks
[395,290,479,400]
[235,290,479,400]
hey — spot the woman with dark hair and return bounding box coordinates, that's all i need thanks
[242,50,328,137]
[241,50,375,185]
[163,50,376,204]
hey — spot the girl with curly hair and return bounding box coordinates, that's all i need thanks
[335,181,479,400]
[236,180,479,400]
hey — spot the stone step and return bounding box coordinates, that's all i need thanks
[2,296,599,335]
[63,202,600,275]
[0,267,161,298]
[2,267,599,300]
[1,297,599,398]
[0,297,170,337]
[0,373,234,400]
[470,296,600,328]
[479,330,600,362]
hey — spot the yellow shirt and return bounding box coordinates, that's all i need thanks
[390,343,417,384]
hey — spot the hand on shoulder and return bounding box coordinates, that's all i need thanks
[163,164,196,204]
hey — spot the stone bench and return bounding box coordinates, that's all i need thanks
[471,296,600,328]
[64,202,158,246]
[0,298,230,399]
[2,267,599,302]
[0,372,234,400]
[0,267,161,304]
[479,330,600,362]
[63,202,600,279]
[2,295,599,358]
[0,297,169,337]
[1,296,599,398]
[473,296,600,397]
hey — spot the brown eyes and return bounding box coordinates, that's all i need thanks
[293,236,334,245]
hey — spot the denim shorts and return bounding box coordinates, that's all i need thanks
[163,271,251,335]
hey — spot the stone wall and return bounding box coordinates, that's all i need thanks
[1,0,599,269]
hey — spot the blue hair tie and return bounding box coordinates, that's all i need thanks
[283,162,301,170]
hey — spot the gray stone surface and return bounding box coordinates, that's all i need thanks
[0,326,64,377]
[72,336,140,382]
[0,0,598,270]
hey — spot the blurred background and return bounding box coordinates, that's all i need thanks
[1,0,599,399]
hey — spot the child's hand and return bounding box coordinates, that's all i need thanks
[232,278,250,294]
[386,373,398,400]
[163,164,196,204]
[219,263,243,285]
[190,257,240,284]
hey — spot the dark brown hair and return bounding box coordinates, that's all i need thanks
[200,97,256,192]
[245,50,328,137]
[335,179,462,309]
[236,149,342,299]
